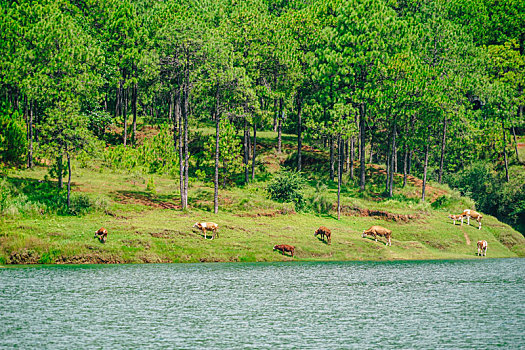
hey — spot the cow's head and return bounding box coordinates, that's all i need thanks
[362,230,366,238]
[193,222,201,229]
[314,229,319,237]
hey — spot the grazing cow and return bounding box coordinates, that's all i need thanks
[314,226,332,245]
[193,222,219,239]
[461,209,483,229]
[362,225,392,246]
[94,228,108,243]
[273,244,295,257]
[448,214,464,225]
[477,240,488,256]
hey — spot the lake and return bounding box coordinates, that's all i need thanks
[1,259,524,349]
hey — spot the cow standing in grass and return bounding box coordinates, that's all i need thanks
[448,214,464,225]
[314,226,332,245]
[273,244,295,257]
[94,228,108,243]
[477,240,488,256]
[193,222,219,239]
[362,226,392,246]
[462,209,483,230]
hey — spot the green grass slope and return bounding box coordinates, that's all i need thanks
[1,130,524,265]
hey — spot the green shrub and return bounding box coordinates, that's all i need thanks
[267,170,305,209]
[431,193,475,212]
[146,176,157,195]
[0,106,27,165]
[307,182,332,214]
[103,124,178,174]
[68,193,92,216]
[446,162,525,232]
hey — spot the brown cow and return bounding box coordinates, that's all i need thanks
[314,226,332,244]
[477,240,488,256]
[94,227,108,243]
[273,244,295,257]
[461,209,483,230]
[362,225,392,246]
[193,222,219,239]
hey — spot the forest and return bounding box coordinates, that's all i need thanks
[0,0,524,234]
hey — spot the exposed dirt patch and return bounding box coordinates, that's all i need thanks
[337,205,421,223]
[369,164,448,201]
[114,191,181,210]
[107,212,129,220]
[149,229,191,238]
[223,225,250,233]
[423,240,450,250]
[235,208,296,218]
[47,232,64,237]
[121,239,151,249]
[462,229,471,245]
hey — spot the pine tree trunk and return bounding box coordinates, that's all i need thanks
[422,134,431,201]
[512,125,519,162]
[57,155,63,189]
[359,104,366,191]
[408,149,413,175]
[123,81,128,146]
[169,91,173,122]
[244,118,249,184]
[438,116,447,183]
[337,135,342,220]
[350,136,355,180]
[345,140,349,172]
[28,101,33,169]
[251,122,257,181]
[329,135,334,181]
[297,96,303,171]
[389,120,396,198]
[115,84,121,119]
[183,83,189,208]
[273,98,278,132]
[132,83,137,146]
[502,118,509,182]
[214,84,220,214]
[403,147,408,188]
[385,128,391,193]
[178,92,185,209]
[278,98,283,154]
[67,152,72,209]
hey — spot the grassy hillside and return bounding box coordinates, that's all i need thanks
[1,130,524,265]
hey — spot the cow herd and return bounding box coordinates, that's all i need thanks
[93,209,489,258]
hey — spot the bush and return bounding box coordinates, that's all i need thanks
[0,106,27,165]
[445,162,525,232]
[267,170,305,209]
[103,124,178,174]
[307,182,332,214]
[68,193,92,216]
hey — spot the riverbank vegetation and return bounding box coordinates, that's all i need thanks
[0,0,524,264]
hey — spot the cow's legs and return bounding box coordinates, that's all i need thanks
[203,228,207,239]
[461,216,464,226]
[478,218,482,230]
[467,216,470,225]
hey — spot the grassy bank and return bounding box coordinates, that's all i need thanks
[1,131,524,265]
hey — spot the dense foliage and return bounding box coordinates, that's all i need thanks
[0,0,523,230]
